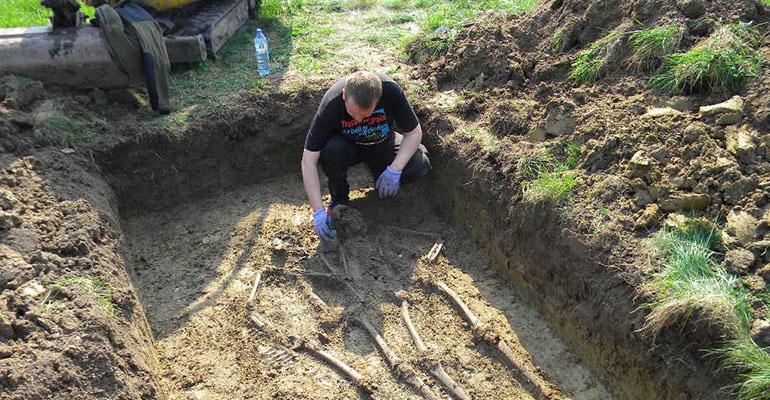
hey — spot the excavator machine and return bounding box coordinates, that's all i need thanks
[0,0,260,89]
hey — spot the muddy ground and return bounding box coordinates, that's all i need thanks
[123,167,609,399]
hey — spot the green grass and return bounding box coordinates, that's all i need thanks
[458,123,499,150]
[651,24,763,94]
[0,0,94,28]
[568,30,624,85]
[45,275,117,315]
[401,0,536,62]
[552,28,566,54]
[628,24,682,70]
[642,221,769,399]
[33,98,106,146]
[715,338,770,400]
[418,0,536,31]
[521,146,580,203]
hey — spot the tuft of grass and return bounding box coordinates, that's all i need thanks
[33,99,105,146]
[552,28,567,54]
[568,30,624,85]
[651,24,763,94]
[714,338,770,400]
[642,220,769,399]
[46,275,117,315]
[458,123,499,150]
[345,0,379,9]
[401,31,456,63]
[383,0,412,10]
[628,24,682,71]
[565,142,581,168]
[521,147,580,203]
[523,168,579,202]
[0,0,94,28]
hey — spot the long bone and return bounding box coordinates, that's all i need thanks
[358,316,443,400]
[401,300,472,400]
[436,282,568,400]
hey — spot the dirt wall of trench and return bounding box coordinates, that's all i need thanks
[418,111,732,399]
[0,150,162,399]
[97,88,324,214]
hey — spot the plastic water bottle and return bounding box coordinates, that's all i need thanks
[254,28,271,76]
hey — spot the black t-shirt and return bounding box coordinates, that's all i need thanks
[304,73,419,152]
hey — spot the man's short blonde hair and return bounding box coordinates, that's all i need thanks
[345,71,382,109]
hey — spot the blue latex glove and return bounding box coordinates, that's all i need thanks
[312,208,337,242]
[376,166,401,198]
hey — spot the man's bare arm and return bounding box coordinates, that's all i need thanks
[301,149,325,212]
[390,123,423,171]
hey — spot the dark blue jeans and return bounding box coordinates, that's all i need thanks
[319,133,431,205]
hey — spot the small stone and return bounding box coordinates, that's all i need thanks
[663,213,688,230]
[0,189,17,210]
[0,211,21,230]
[677,0,705,18]
[525,129,546,143]
[714,156,735,171]
[726,210,758,245]
[668,96,698,112]
[544,113,576,137]
[630,150,654,177]
[750,319,770,349]
[20,281,46,298]
[659,193,710,212]
[700,96,743,125]
[635,203,660,229]
[758,264,770,282]
[725,126,757,164]
[642,107,682,118]
[723,175,758,205]
[722,248,755,274]
[683,123,706,144]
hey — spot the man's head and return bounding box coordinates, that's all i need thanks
[342,71,382,122]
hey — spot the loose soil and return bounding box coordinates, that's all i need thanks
[123,167,609,399]
[3,0,770,399]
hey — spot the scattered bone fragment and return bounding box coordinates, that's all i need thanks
[248,272,262,302]
[426,242,444,263]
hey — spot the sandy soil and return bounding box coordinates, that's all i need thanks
[123,167,609,400]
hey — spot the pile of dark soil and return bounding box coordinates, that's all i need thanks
[0,152,160,399]
[406,0,770,397]
[411,0,770,304]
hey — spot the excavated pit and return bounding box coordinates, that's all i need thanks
[93,96,725,400]
[120,169,609,399]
